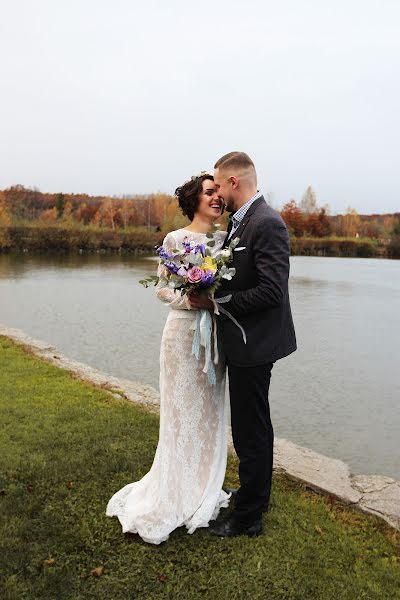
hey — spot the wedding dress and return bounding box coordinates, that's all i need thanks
[106,228,230,544]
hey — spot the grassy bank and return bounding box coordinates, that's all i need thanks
[1,223,398,258]
[290,236,387,258]
[0,223,163,254]
[1,335,400,599]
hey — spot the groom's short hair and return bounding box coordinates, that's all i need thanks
[214,151,255,173]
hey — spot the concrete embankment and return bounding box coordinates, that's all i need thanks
[1,323,399,531]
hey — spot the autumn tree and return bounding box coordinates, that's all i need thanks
[392,220,400,236]
[55,193,65,220]
[0,191,11,226]
[388,219,400,258]
[280,200,305,237]
[305,208,331,237]
[93,197,118,229]
[3,185,33,221]
[342,207,360,237]
[74,202,98,225]
[0,191,11,248]
[118,199,134,228]
[382,215,396,237]
[40,208,57,223]
[62,201,74,224]
[152,193,175,228]
[361,218,383,239]
[128,196,154,228]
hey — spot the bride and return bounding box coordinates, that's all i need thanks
[106,172,230,544]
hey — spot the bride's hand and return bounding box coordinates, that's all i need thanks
[187,292,213,311]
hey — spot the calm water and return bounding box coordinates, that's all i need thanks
[0,253,399,479]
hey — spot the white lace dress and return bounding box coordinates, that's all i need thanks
[106,228,230,544]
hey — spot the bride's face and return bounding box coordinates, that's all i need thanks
[195,179,224,221]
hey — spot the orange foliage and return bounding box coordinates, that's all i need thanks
[280,200,305,237]
[304,208,331,237]
[0,191,11,226]
[0,185,397,243]
[39,208,57,222]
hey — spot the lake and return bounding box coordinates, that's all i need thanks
[0,253,399,479]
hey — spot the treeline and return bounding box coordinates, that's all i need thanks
[276,185,399,257]
[0,184,399,257]
[0,185,185,232]
[280,199,400,257]
[280,186,399,239]
[0,185,189,254]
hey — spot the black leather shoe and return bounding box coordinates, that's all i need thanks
[209,515,262,538]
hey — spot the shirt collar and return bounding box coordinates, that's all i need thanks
[232,191,262,225]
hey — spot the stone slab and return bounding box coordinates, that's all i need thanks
[274,438,362,504]
[352,475,400,530]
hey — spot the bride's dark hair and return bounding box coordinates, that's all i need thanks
[174,174,214,221]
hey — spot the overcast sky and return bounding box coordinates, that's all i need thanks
[1,0,399,214]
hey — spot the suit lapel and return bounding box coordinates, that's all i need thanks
[228,196,265,242]
[222,215,234,248]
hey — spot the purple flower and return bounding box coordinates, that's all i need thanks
[177,266,187,277]
[182,237,192,254]
[164,260,179,274]
[201,270,215,287]
[157,246,171,261]
[194,244,206,255]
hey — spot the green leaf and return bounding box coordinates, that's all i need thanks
[207,240,216,247]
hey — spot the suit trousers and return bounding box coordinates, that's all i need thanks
[227,361,274,523]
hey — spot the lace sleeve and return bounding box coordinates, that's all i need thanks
[155,232,192,310]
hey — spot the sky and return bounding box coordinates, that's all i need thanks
[1,0,399,214]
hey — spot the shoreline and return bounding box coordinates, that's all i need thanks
[0,223,398,258]
[0,247,399,261]
[1,322,399,531]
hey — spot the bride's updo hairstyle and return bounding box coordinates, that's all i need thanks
[174,173,214,221]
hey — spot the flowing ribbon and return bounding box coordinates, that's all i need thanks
[192,309,216,385]
[191,295,246,386]
[213,295,247,345]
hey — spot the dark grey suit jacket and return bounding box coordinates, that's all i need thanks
[216,196,297,367]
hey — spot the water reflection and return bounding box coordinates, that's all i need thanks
[0,252,155,279]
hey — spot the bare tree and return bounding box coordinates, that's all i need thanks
[300,186,318,214]
[266,192,275,208]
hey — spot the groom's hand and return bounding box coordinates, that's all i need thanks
[187,293,214,311]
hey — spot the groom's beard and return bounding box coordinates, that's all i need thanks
[224,198,235,213]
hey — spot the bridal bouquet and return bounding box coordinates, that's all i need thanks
[140,225,238,296]
[140,226,246,385]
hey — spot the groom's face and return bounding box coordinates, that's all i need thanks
[213,168,236,213]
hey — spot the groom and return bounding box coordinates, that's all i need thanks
[190,151,296,537]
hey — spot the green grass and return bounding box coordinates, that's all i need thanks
[1,335,399,600]
[0,222,162,253]
[9,219,158,233]
[289,236,385,258]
